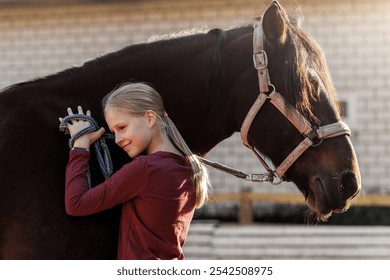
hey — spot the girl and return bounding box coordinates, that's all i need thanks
[63,82,210,259]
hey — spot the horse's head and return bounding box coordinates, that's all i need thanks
[241,1,361,221]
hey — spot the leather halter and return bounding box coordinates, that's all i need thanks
[240,23,351,181]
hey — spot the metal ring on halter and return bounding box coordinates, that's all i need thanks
[267,84,276,94]
[264,170,283,185]
[307,127,323,148]
[311,138,323,148]
[270,177,283,185]
[266,170,283,185]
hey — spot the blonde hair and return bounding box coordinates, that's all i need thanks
[102,82,210,208]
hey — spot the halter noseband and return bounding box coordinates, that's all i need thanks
[240,23,351,181]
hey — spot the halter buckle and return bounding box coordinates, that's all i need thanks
[253,50,268,70]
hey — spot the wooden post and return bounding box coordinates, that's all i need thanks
[239,187,253,224]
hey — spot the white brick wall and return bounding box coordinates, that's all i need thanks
[0,0,388,195]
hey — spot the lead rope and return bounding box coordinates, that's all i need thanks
[198,156,277,183]
[59,114,114,188]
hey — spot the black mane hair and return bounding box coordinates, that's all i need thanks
[283,14,340,124]
[206,25,253,112]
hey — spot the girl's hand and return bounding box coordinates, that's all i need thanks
[61,106,105,149]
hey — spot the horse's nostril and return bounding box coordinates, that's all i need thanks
[339,171,359,201]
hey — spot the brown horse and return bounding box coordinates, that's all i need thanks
[0,1,360,259]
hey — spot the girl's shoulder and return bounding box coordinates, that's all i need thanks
[136,151,188,170]
[143,151,186,162]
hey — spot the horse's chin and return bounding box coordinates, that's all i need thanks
[306,197,333,222]
[305,178,351,222]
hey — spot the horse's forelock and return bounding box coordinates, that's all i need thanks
[284,18,340,124]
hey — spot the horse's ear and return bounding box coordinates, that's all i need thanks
[262,1,288,47]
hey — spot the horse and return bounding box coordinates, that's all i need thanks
[0,1,361,259]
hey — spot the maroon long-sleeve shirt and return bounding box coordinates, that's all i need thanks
[65,150,196,259]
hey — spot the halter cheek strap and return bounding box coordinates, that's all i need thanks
[240,23,351,180]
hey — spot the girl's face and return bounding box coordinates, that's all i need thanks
[104,107,153,158]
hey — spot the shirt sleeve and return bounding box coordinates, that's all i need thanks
[65,150,148,216]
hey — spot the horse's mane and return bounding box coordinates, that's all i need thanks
[283,15,340,124]
[206,25,254,112]
[206,28,226,111]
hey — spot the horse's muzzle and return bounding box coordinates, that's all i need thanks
[339,170,361,204]
[307,169,361,220]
